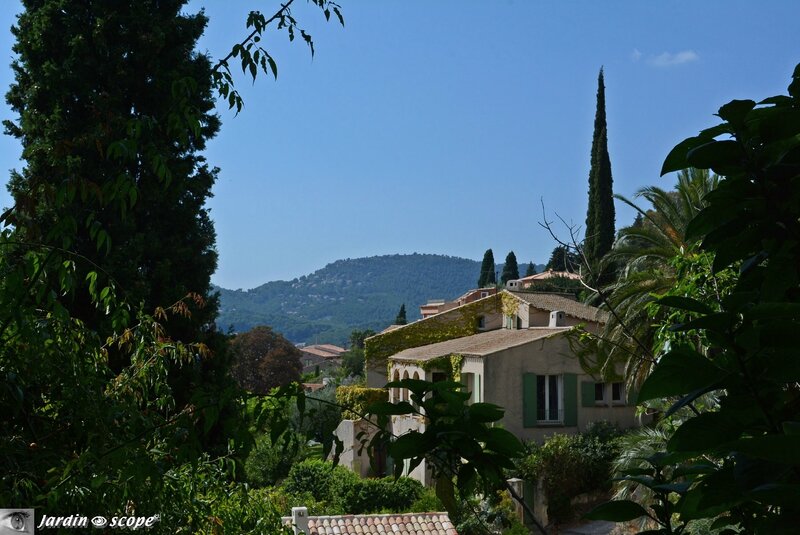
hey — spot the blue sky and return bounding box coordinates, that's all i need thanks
[0,1,798,289]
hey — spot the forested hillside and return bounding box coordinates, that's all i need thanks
[215,254,545,345]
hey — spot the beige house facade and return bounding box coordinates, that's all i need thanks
[354,290,640,484]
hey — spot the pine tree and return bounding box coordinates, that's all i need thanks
[525,262,537,277]
[5,0,220,343]
[477,249,496,287]
[584,68,616,267]
[546,246,579,272]
[500,251,520,285]
[395,304,407,325]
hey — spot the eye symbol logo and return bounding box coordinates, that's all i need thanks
[91,516,108,528]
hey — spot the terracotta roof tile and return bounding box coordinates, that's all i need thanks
[282,512,458,535]
[508,291,609,323]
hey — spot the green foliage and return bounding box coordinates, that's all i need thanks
[283,459,353,502]
[281,459,423,515]
[525,261,537,277]
[337,476,424,514]
[584,67,615,267]
[365,296,500,369]
[545,245,580,272]
[395,303,408,325]
[293,383,342,443]
[367,379,525,520]
[229,325,303,394]
[517,433,619,524]
[588,63,800,533]
[572,169,723,389]
[335,385,388,420]
[341,347,366,377]
[0,1,343,529]
[215,254,486,344]
[5,0,221,345]
[244,431,307,487]
[211,0,344,113]
[409,488,446,513]
[350,328,376,349]
[478,249,497,287]
[501,251,520,284]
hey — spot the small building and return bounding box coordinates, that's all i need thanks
[353,290,641,485]
[506,269,581,290]
[299,344,347,374]
[419,287,497,318]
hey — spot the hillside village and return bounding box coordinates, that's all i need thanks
[3,1,797,534]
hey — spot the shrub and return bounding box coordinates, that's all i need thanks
[244,432,306,487]
[335,385,387,420]
[583,420,623,443]
[409,488,445,513]
[517,432,619,524]
[335,475,423,514]
[282,459,356,502]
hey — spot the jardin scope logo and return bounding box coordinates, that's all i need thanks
[0,509,34,534]
[0,509,160,532]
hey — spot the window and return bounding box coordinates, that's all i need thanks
[594,382,606,403]
[480,291,489,298]
[612,382,624,403]
[536,375,563,422]
[476,316,485,329]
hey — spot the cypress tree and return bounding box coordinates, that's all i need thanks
[477,249,496,287]
[584,68,615,266]
[395,304,407,325]
[500,251,520,285]
[525,262,537,277]
[5,0,220,343]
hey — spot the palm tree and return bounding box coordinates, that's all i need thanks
[586,168,719,388]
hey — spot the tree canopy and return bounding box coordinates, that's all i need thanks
[500,251,520,285]
[477,249,496,287]
[230,326,303,394]
[584,68,615,270]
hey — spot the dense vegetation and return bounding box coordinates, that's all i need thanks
[583,64,800,532]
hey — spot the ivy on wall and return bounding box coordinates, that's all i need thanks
[365,296,506,372]
[335,385,388,420]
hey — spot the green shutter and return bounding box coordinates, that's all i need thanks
[563,374,578,427]
[581,381,596,408]
[522,373,537,428]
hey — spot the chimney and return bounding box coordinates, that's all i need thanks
[549,310,565,327]
[291,507,309,535]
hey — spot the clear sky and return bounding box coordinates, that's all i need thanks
[0,1,798,289]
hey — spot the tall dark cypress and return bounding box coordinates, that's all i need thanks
[500,251,520,285]
[584,68,615,266]
[395,304,407,325]
[5,0,220,343]
[477,249,496,287]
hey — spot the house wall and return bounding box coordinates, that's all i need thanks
[331,419,381,478]
[366,296,504,388]
[484,334,639,443]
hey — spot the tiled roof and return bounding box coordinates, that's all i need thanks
[282,513,457,535]
[390,327,567,362]
[315,344,347,354]
[507,291,609,323]
[519,269,581,281]
[302,346,345,358]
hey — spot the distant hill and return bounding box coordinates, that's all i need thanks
[214,253,545,346]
